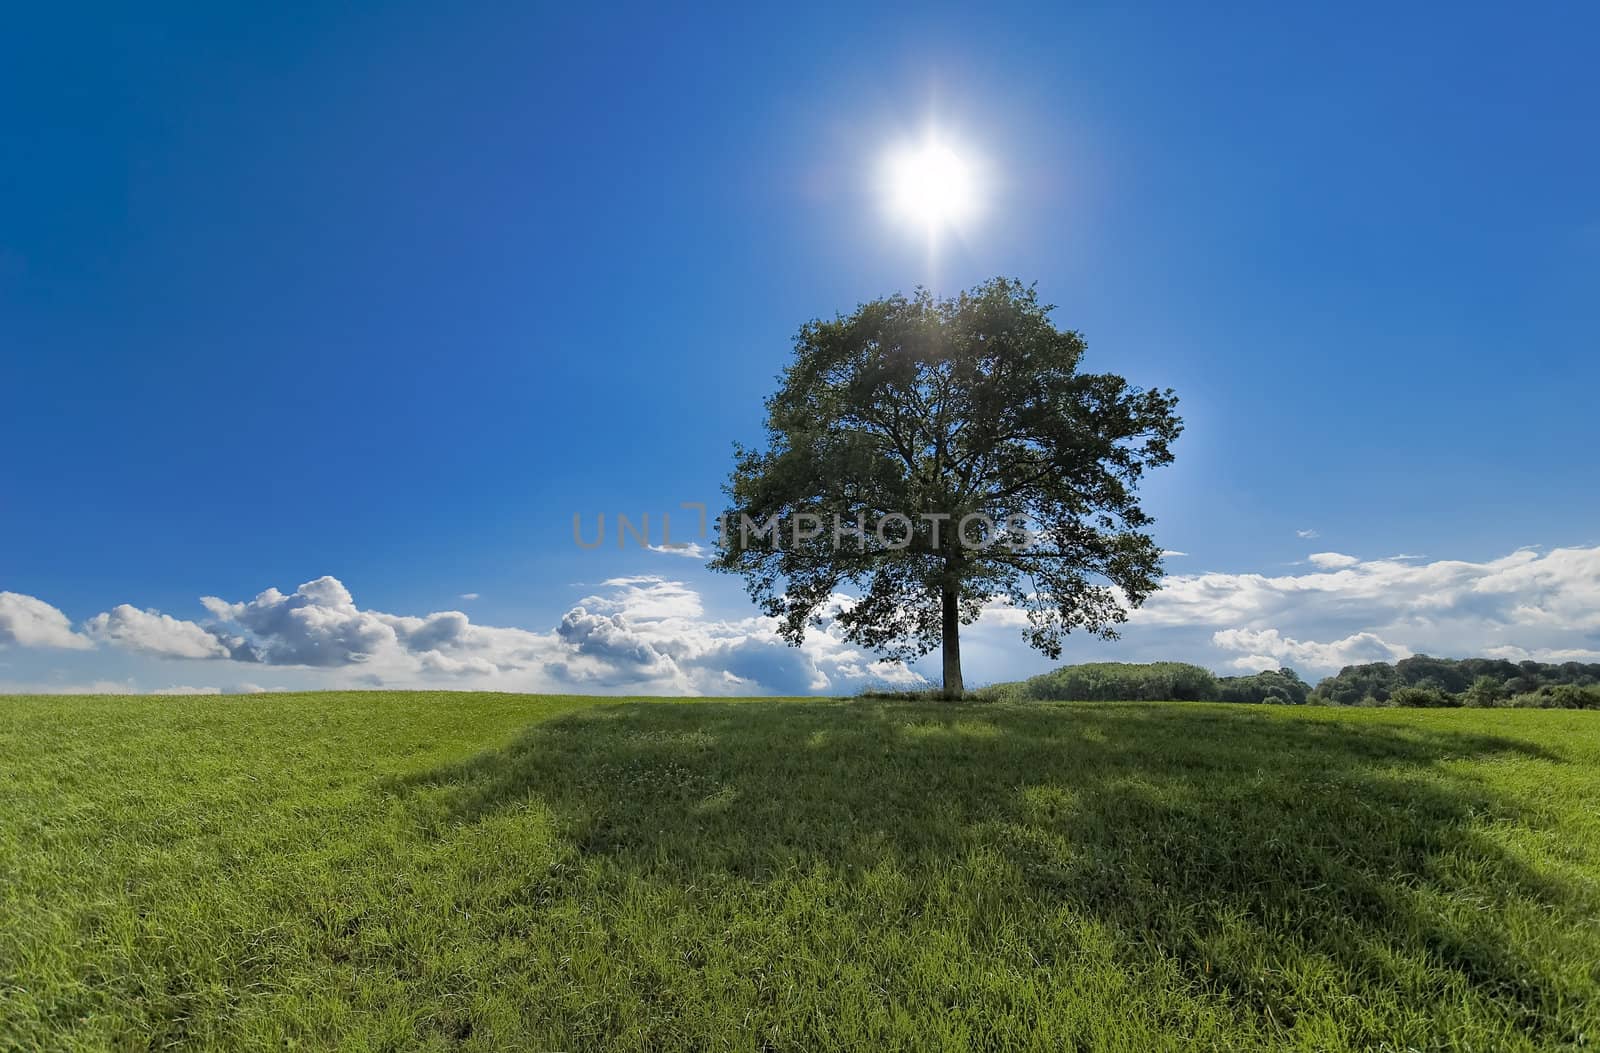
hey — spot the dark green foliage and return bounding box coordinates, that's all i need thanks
[713,279,1181,697]
[1387,685,1461,709]
[1314,655,1600,708]
[1503,683,1600,709]
[983,657,1600,710]
[1312,662,1402,705]
[1395,655,1475,694]
[3,692,1598,1050]
[983,662,1310,704]
[1216,667,1310,705]
[1462,676,1506,708]
[1002,661,1221,702]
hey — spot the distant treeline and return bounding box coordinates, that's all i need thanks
[979,662,1311,705]
[975,657,1600,709]
[1311,655,1600,709]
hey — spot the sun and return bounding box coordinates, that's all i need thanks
[884,136,979,234]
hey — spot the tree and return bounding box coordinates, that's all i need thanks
[1461,675,1504,708]
[711,278,1183,699]
[1022,662,1215,702]
[1311,662,1402,705]
[1218,667,1310,705]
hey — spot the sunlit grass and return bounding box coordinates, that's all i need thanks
[2,693,1597,1050]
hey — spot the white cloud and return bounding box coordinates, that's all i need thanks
[146,684,272,695]
[90,573,928,697]
[0,679,134,695]
[956,544,1600,679]
[1212,628,1411,673]
[556,606,681,682]
[1481,645,1600,663]
[579,576,705,621]
[0,680,272,696]
[646,541,709,558]
[459,593,480,601]
[84,605,239,659]
[0,592,92,650]
[549,579,923,694]
[1135,546,1596,629]
[10,541,1599,693]
[198,577,409,667]
[1161,550,1188,558]
[1137,544,1600,674]
[1297,528,1320,539]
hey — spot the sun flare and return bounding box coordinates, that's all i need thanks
[884,136,980,234]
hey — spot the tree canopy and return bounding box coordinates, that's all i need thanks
[981,661,1311,705]
[712,278,1182,698]
[1311,655,1600,706]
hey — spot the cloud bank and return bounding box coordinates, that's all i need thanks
[1140,545,1600,672]
[2,542,1596,692]
[53,574,924,695]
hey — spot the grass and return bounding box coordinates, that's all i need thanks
[2,693,1598,1051]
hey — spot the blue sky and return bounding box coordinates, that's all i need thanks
[3,3,1597,694]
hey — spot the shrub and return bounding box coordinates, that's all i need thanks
[1311,662,1401,705]
[1505,684,1600,710]
[1461,676,1505,708]
[1387,685,1460,708]
[1217,668,1309,705]
[1313,656,1600,706]
[1019,662,1219,702]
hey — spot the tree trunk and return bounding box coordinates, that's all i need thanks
[940,582,964,700]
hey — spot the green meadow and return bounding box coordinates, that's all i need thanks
[2,693,1597,1051]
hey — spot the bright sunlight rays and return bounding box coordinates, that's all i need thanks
[882,134,982,239]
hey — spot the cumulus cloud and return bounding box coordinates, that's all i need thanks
[192,548,1600,684]
[84,605,245,659]
[1211,628,1411,672]
[9,540,1598,692]
[0,592,92,650]
[579,576,704,621]
[547,579,923,694]
[199,577,408,667]
[556,607,680,682]
[91,573,927,696]
[1226,654,1283,673]
[1137,544,1600,673]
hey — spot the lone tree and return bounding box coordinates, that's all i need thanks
[713,278,1182,699]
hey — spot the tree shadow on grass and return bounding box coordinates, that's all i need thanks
[392,700,1590,1046]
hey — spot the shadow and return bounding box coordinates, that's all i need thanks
[392,700,1585,1045]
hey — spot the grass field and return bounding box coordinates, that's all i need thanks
[2,694,1597,1051]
